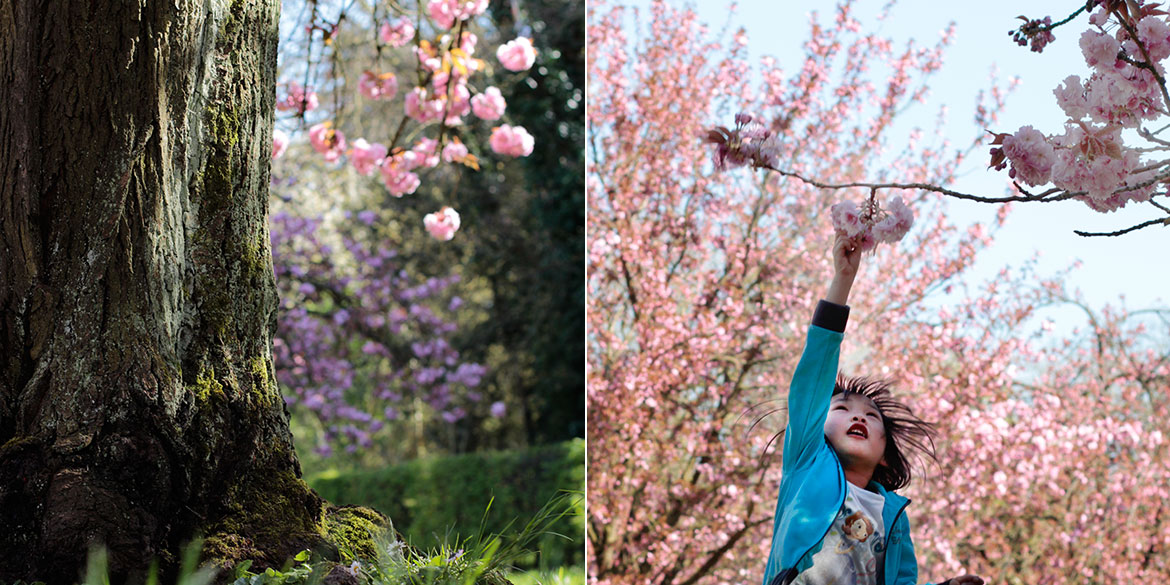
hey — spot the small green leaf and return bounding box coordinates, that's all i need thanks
[294,550,310,562]
[234,560,254,578]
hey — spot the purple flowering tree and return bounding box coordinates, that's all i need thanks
[270,206,498,458]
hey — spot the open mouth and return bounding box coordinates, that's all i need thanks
[846,423,868,439]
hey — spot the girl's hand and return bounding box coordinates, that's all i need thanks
[943,575,984,585]
[833,232,862,277]
[826,233,861,305]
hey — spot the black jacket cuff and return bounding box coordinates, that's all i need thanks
[812,300,850,333]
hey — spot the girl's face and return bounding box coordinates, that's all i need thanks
[824,393,888,474]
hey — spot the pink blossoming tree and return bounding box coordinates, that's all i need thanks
[588,2,1170,585]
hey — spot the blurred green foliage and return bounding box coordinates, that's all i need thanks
[307,440,584,569]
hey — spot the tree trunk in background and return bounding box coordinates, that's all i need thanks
[0,0,373,581]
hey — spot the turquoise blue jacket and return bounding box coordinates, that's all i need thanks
[761,302,930,585]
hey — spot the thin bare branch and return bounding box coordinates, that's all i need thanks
[1074,216,1169,237]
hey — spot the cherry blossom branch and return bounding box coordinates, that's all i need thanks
[761,158,1169,238]
[1010,5,1088,53]
[1035,4,1090,32]
[1114,29,1170,112]
[1109,12,1170,112]
[758,163,1082,203]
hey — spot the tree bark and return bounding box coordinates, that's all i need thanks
[0,0,373,581]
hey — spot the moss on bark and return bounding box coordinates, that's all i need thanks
[322,506,390,562]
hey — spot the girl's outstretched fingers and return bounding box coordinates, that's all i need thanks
[832,232,862,276]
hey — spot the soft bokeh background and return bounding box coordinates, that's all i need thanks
[269,0,585,581]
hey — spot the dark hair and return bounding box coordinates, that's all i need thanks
[832,375,938,491]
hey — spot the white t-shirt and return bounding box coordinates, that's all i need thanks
[791,483,887,585]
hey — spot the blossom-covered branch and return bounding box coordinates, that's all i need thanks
[274,0,542,240]
[707,1,1170,239]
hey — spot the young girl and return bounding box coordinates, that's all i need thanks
[761,235,984,585]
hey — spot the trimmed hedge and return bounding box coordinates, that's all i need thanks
[308,439,584,568]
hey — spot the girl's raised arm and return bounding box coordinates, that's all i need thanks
[780,234,863,471]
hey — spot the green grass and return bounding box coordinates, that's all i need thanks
[505,566,585,585]
[30,492,583,585]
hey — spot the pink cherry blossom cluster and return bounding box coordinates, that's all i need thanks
[441,137,469,162]
[404,86,447,124]
[830,194,914,251]
[379,152,423,197]
[377,139,443,197]
[424,206,461,240]
[272,129,289,160]
[1010,16,1055,53]
[308,121,346,162]
[426,0,489,30]
[990,4,1170,212]
[488,124,534,157]
[496,36,537,72]
[705,112,779,171]
[276,81,319,113]
[470,87,506,120]
[407,33,502,127]
[273,11,543,243]
[378,18,414,47]
[358,70,398,101]
[988,125,1055,187]
[349,139,387,176]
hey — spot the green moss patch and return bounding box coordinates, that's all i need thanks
[322,505,389,562]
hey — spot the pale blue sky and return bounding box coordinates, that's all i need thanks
[626,0,1168,331]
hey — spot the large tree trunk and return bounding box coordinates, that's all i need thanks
[0,0,376,581]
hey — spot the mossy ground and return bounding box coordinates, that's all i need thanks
[199,470,391,581]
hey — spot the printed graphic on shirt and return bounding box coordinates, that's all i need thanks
[791,486,886,585]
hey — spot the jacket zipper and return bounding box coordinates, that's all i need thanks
[775,448,848,585]
[877,497,912,585]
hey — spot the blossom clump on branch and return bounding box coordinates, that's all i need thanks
[830,194,915,252]
[489,124,534,157]
[988,125,1056,186]
[706,112,913,250]
[990,2,1170,216]
[358,70,398,101]
[272,129,289,160]
[350,139,388,176]
[1010,16,1056,53]
[276,81,319,113]
[424,206,462,241]
[497,37,537,71]
[427,0,489,30]
[471,86,507,120]
[308,121,346,162]
[379,18,415,47]
[704,112,779,171]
